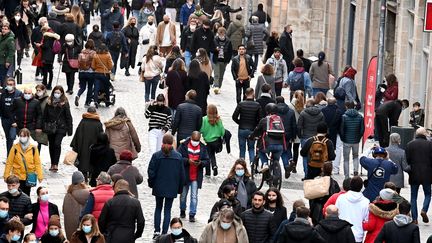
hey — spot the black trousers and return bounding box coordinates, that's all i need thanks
[235,79,250,103]
[205,141,220,173]
[65,72,75,92]
[19,180,31,196]
[42,64,53,88]
[48,132,65,166]
[375,114,389,147]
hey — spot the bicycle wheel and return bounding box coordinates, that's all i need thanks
[271,160,282,190]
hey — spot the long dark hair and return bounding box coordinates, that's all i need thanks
[161,134,174,156]
[265,187,284,208]
[188,59,202,79]
[146,45,158,63]
[49,85,68,105]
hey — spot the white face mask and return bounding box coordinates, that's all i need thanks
[36,91,44,97]
[14,16,20,21]
[66,41,73,46]
[191,140,200,147]
[19,136,29,144]
[53,93,61,99]
[23,94,32,100]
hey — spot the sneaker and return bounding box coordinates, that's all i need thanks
[284,166,290,179]
[421,210,429,223]
[213,87,220,94]
[152,232,160,239]
[261,164,269,173]
[25,50,29,58]
[74,96,79,107]
[213,166,218,176]
[288,159,297,174]
[125,70,130,76]
[180,210,186,218]
[189,215,196,222]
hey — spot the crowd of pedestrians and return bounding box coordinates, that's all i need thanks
[0,0,429,242]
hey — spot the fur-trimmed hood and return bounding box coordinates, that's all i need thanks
[104,117,130,129]
[369,200,399,220]
[82,112,100,120]
[52,5,70,15]
[43,31,60,40]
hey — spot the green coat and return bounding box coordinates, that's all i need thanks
[0,31,15,65]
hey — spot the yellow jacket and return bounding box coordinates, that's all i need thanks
[4,143,43,181]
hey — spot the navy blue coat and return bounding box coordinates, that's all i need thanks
[321,104,342,146]
[276,102,297,141]
[340,109,364,144]
[360,157,398,202]
[177,138,210,188]
[148,150,186,198]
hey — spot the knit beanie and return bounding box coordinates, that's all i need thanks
[72,171,85,185]
[49,215,61,228]
[120,150,134,162]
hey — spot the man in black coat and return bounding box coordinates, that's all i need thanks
[0,78,22,154]
[279,25,294,72]
[277,206,325,243]
[315,205,355,243]
[241,191,276,243]
[47,12,62,35]
[172,90,203,147]
[12,88,42,133]
[375,200,420,243]
[256,84,275,117]
[231,44,255,103]
[214,0,242,25]
[321,98,342,147]
[190,19,214,58]
[297,49,311,73]
[99,179,145,243]
[405,127,432,224]
[375,99,409,147]
[0,175,32,226]
[249,3,271,25]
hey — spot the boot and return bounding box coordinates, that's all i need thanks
[284,166,291,179]
[125,69,130,76]
[288,159,297,173]
[74,95,80,107]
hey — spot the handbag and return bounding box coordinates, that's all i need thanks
[20,150,37,187]
[66,49,79,69]
[63,150,78,166]
[328,63,336,88]
[246,37,255,50]
[43,110,62,135]
[303,176,331,200]
[32,49,43,67]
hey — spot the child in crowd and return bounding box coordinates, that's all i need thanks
[409,102,425,129]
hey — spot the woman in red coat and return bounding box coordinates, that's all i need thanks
[383,74,399,102]
[362,189,399,243]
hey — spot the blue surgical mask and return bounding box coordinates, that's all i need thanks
[220,222,232,230]
[11,234,20,241]
[40,194,49,202]
[49,229,59,237]
[28,241,37,243]
[171,228,182,236]
[23,94,32,100]
[8,188,18,195]
[0,210,8,218]
[82,225,92,234]
[5,85,13,92]
[235,169,244,177]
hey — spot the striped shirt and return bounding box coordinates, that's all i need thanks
[145,104,172,131]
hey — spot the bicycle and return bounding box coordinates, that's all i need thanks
[251,145,282,191]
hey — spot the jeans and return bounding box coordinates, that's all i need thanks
[281,142,293,168]
[42,64,53,88]
[252,54,259,71]
[93,73,110,104]
[333,135,343,174]
[312,88,329,96]
[343,143,360,178]
[300,138,308,175]
[411,184,432,221]
[132,9,140,16]
[235,79,250,103]
[110,51,120,74]
[238,129,255,163]
[259,144,283,166]
[154,196,174,234]
[144,76,160,102]
[65,72,75,92]
[0,64,8,87]
[184,51,192,68]
[78,72,95,104]
[274,82,283,96]
[48,132,65,165]
[180,180,198,216]
[149,128,163,155]
[213,62,228,88]
[1,118,16,155]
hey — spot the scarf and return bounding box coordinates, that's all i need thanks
[235,176,248,208]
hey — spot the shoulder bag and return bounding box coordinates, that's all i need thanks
[43,108,63,135]
[18,148,38,187]
[96,54,115,81]
[303,176,331,200]
[66,48,79,69]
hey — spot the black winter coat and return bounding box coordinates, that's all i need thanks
[209,198,243,222]
[60,21,82,46]
[374,218,420,243]
[13,97,42,131]
[406,135,432,185]
[199,0,217,14]
[279,31,294,71]
[0,190,32,225]
[321,104,342,146]
[315,217,355,243]
[264,36,279,62]
[43,100,73,135]
[190,27,215,56]
[251,115,285,150]
[265,205,287,231]
[277,220,325,243]
[41,32,60,65]
[297,106,325,139]
[31,26,43,53]
[232,98,262,131]
[98,191,145,243]
[300,135,336,161]
[88,31,105,47]
[256,96,275,117]
[231,54,254,80]
[177,138,210,188]
[15,4,37,26]
[276,102,297,141]
[218,177,257,209]
[89,143,117,187]
[0,89,21,119]
[172,100,202,136]
[10,20,30,50]
[47,18,62,35]
[249,10,271,24]
[155,229,197,243]
[180,26,195,52]
[214,3,241,24]
[30,202,59,233]
[186,72,210,115]
[241,207,276,243]
[375,100,403,127]
[122,25,139,67]
[60,44,81,73]
[213,36,233,63]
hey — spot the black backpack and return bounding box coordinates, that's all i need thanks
[290,72,305,91]
[109,32,122,52]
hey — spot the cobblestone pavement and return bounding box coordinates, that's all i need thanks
[0,19,431,242]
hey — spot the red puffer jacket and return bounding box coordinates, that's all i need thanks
[362,199,399,243]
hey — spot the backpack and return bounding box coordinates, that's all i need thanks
[78,51,93,70]
[109,32,122,52]
[290,72,305,91]
[52,40,61,54]
[308,136,329,168]
[81,0,91,12]
[262,114,286,150]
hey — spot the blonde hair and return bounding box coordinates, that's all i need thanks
[70,5,85,27]
[211,10,225,26]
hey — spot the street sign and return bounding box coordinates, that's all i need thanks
[425,0,432,31]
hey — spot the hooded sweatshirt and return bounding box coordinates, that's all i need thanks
[362,200,398,243]
[315,216,355,243]
[374,214,420,243]
[335,190,369,242]
[277,217,325,242]
[297,106,325,139]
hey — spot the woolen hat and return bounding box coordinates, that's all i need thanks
[379,188,394,201]
[72,171,85,185]
[120,150,134,161]
[49,215,62,228]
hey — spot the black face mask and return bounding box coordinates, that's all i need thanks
[130,23,136,27]
[163,20,169,24]
[148,22,153,25]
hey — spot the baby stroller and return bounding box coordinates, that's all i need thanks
[96,80,116,107]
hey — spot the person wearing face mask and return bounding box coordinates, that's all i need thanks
[42,85,73,172]
[10,11,30,69]
[138,15,157,62]
[122,16,139,76]
[155,15,176,57]
[0,24,15,87]
[209,185,243,222]
[218,159,257,210]
[4,128,43,195]
[39,215,67,243]
[240,191,276,243]
[145,94,172,154]
[87,25,105,48]
[180,17,197,68]
[106,21,129,76]
[70,214,105,243]
[212,27,233,92]
[32,84,49,150]
[0,197,10,236]
[58,33,82,94]
[101,1,124,35]
[0,78,22,155]
[137,1,155,29]
[200,208,249,242]
[30,187,60,239]
[0,176,32,227]
[155,218,197,243]
[0,219,25,243]
[264,188,287,230]
[190,19,214,59]
[23,233,37,243]
[177,131,209,222]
